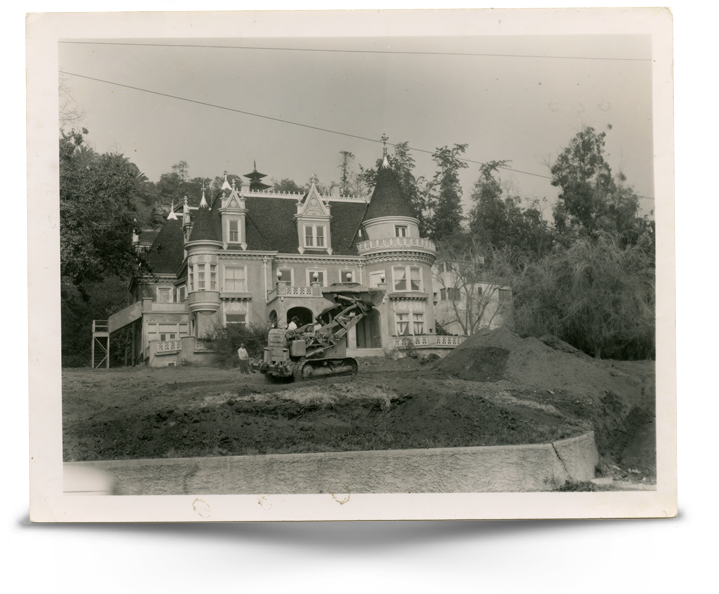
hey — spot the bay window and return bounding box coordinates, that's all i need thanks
[393,265,423,292]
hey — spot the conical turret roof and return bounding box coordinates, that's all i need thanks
[362,158,417,222]
[188,195,222,242]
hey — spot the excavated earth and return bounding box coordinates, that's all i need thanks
[63,328,656,485]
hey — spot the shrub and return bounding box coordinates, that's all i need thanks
[203,322,269,368]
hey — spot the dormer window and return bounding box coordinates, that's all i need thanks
[229,220,239,242]
[395,225,408,237]
[304,224,326,248]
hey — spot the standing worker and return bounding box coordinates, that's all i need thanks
[287,316,299,331]
[237,343,251,374]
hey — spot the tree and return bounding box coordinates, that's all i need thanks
[272,178,305,194]
[469,160,554,261]
[429,144,468,242]
[550,126,647,246]
[513,231,655,359]
[60,128,151,289]
[59,73,85,131]
[338,151,355,195]
[434,239,516,336]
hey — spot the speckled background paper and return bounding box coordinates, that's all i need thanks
[0,0,708,569]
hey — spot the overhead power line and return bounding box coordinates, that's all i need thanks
[59,70,654,201]
[59,41,651,62]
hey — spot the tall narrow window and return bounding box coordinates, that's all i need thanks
[413,313,424,335]
[396,313,410,336]
[229,219,239,242]
[188,270,194,292]
[305,225,313,247]
[198,266,205,290]
[210,265,217,290]
[393,267,407,291]
[316,225,325,247]
[177,286,186,302]
[410,267,421,291]
[225,267,246,292]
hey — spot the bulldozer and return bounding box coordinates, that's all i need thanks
[258,283,384,382]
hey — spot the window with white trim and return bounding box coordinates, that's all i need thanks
[306,269,326,286]
[224,267,247,292]
[395,313,410,336]
[392,265,422,292]
[277,268,293,283]
[413,313,424,334]
[197,266,205,290]
[395,225,408,237]
[304,224,327,248]
[339,269,354,282]
[210,264,217,291]
[157,287,172,303]
[188,269,194,292]
[229,219,239,243]
[177,285,186,302]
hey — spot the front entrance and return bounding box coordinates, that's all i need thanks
[356,309,381,348]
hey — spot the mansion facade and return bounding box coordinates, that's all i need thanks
[108,156,469,367]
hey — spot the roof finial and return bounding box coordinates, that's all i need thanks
[199,188,207,208]
[167,200,178,220]
[254,160,257,171]
[381,133,390,168]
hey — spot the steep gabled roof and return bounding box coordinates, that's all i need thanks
[147,217,184,274]
[362,161,417,222]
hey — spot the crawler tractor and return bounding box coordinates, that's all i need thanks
[258,283,384,382]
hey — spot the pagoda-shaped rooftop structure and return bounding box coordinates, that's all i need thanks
[244,161,272,191]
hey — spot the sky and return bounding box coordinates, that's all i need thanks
[59,34,654,218]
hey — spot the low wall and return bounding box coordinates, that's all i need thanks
[66,432,598,495]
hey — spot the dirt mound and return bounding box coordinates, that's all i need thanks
[436,327,641,399]
[434,327,656,474]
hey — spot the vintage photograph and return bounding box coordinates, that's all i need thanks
[28,9,675,520]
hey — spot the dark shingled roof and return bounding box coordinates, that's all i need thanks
[147,217,185,274]
[362,164,417,222]
[188,196,222,242]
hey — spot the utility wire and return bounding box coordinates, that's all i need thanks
[60,70,655,201]
[59,40,652,62]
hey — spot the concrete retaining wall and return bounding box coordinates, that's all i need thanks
[66,431,598,495]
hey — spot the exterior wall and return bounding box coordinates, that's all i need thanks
[363,216,420,240]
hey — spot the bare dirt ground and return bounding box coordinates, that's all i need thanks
[63,328,656,487]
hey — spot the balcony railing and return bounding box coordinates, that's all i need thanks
[267,283,322,302]
[157,339,182,353]
[392,334,467,348]
[356,237,436,253]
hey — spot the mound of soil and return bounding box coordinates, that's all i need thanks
[435,327,656,477]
